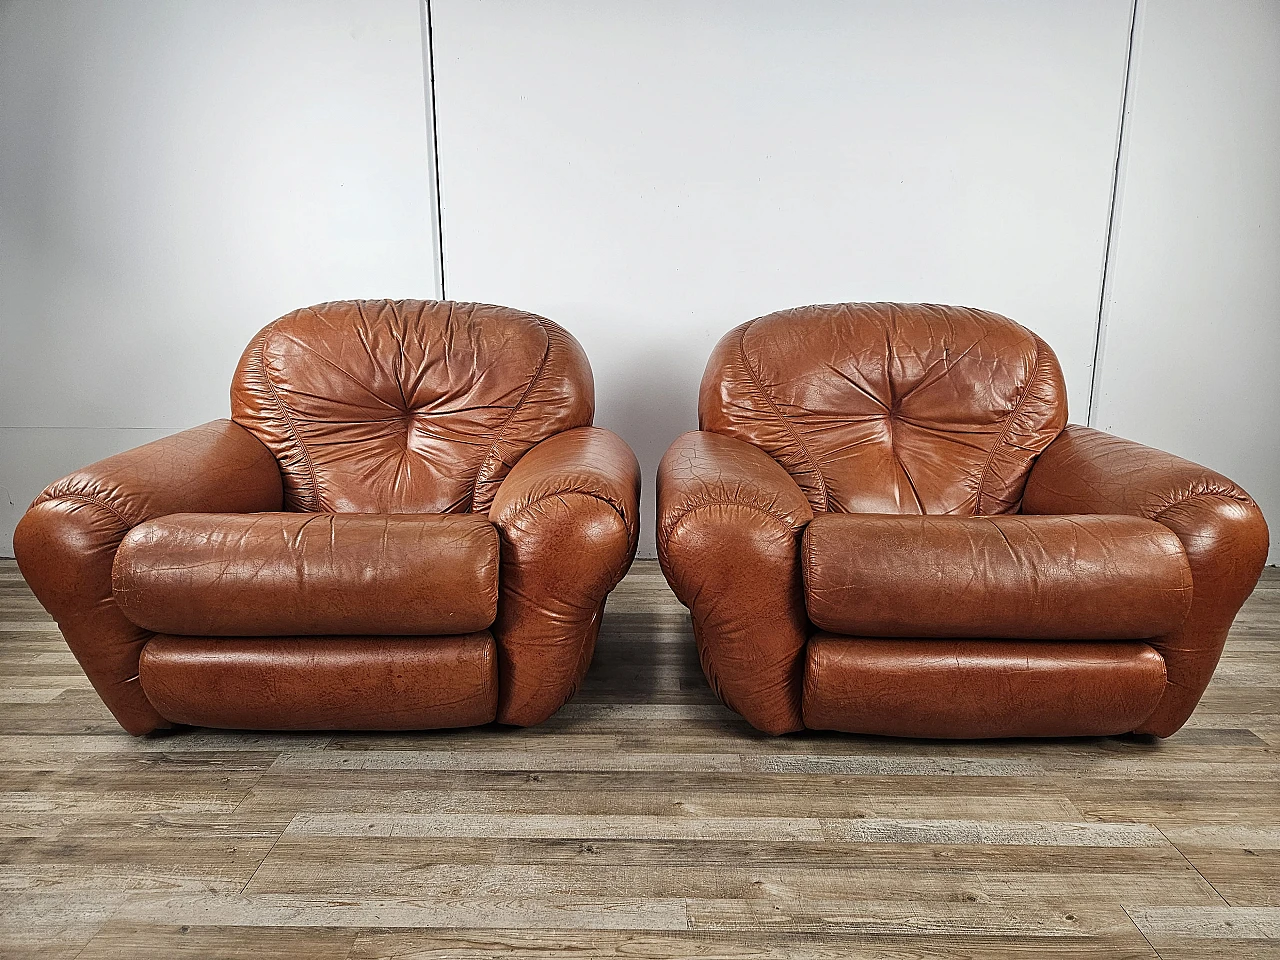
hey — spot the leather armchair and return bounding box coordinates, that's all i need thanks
[658,303,1267,738]
[15,300,640,735]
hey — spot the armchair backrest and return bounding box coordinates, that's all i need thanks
[231,299,593,513]
[699,302,1067,515]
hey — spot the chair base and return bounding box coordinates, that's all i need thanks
[139,633,497,731]
[802,634,1166,739]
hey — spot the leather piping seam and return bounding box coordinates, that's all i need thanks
[495,488,633,545]
[1133,644,1172,732]
[553,599,607,716]
[737,322,831,512]
[254,320,322,511]
[33,492,132,530]
[661,498,808,548]
[972,333,1045,515]
[468,317,554,513]
[1149,491,1256,523]
[801,525,819,624]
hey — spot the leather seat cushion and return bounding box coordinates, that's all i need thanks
[803,513,1192,640]
[114,512,498,636]
[139,633,497,730]
[802,634,1166,738]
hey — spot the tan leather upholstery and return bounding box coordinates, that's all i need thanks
[15,299,639,735]
[803,514,1192,639]
[700,303,1067,515]
[802,636,1167,739]
[139,634,498,730]
[1023,424,1270,737]
[114,513,499,636]
[658,430,812,735]
[231,300,593,514]
[490,427,641,725]
[13,421,284,735]
[659,303,1268,739]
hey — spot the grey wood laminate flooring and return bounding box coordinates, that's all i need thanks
[1,559,1278,958]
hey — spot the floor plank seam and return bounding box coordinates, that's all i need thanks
[67,924,107,960]
[1156,822,1232,908]
[1121,904,1167,960]
[237,814,293,896]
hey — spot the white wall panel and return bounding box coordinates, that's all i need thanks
[431,0,1134,556]
[1093,0,1280,562]
[0,0,439,554]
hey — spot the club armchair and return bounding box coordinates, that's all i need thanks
[657,303,1267,738]
[15,299,640,735]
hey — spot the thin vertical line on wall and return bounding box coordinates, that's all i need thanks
[1087,0,1140,427]
[419,0,447,299]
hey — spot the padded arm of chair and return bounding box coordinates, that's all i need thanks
[489,426,640,726]
[1023,424,1269,736]
[657,431,814,734]
[13,420,284,735]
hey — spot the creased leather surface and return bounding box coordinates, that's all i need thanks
[1023,425,1269,737]
[804,513,1192,640]
[489,427,640,726]
[139,633,497,730]
[231,299,593,515]
[16,301,636,736]
[699,303,1067,516]
[665,304,1260,739]
[657,430,813,734]
[803,635,1167,739]
[114,513,498,636]
[12,421,283,734]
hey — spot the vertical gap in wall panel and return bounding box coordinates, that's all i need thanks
[1087,0,1140,426]
[419,0,447,299]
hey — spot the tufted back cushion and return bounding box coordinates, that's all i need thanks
[231,300,593,514]
[699,303,1067,516]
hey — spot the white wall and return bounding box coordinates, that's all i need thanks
[1094,0,1280,563]
[0,0,440,553]
[431,0,1134,556]
[3,0,1276,564]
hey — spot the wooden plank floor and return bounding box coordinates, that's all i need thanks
[1,558,1278,959]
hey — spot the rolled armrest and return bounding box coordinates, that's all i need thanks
[1023,424,1268,736]
[489,426,640,726]
[657,431,813,734]
[13,420,283,734]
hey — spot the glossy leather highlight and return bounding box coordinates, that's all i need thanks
[139,634,497,730]
[231,299,593,514]
[660,303,1265,739]
[16,300,639,735]
[13,421,283,734]
[803,635,1167,739]
[1023,424,1269,736]
[114,513,499,636]
[657,430,812,734]
[700,303,1067,515]
[803,513,1192,639]
[490,427,641,726]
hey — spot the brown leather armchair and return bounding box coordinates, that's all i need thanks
[658,303,1267,739]
[15,300,640,735]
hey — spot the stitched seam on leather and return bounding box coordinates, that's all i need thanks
[972,334,1044,515]
[554,600,606,715]
[802,525,815,617]
[737,322,831,512]
[469,315,553,512]
[662,499,806,548]
[1150,491,1256,522]
[33,493,131,529]
[497,488,631,539]
[256,319,322,511]
[1133,648,1171,732]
